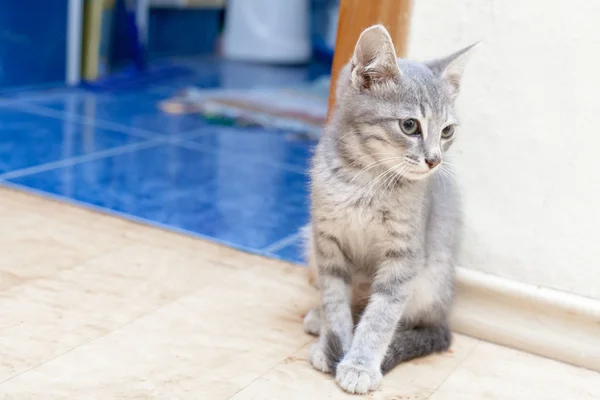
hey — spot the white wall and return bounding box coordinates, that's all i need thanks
[407,0,600,300]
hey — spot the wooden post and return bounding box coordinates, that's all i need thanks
[327,0,413,119]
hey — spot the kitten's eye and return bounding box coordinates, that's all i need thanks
[400,119,420,135]
[441,125,455,138]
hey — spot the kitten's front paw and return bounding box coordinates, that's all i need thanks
[335,360,382,394]
[310,342,331,373]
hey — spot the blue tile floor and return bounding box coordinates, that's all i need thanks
[0,58,326,264]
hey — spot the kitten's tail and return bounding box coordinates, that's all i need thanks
[381,325,452,374]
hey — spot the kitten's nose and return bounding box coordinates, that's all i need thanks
[425,156,441,169]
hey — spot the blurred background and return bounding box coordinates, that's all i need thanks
[0,0,336,88]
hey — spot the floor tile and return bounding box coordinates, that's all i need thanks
[429,341,600,400]
[0,243,235,382]
[0,107,140,175]
[0,210,127,291]
[184,125,315,170]
[9,144,310,251]
[232,334,479,400]
[14,90,211,136]
[0,261,313,399]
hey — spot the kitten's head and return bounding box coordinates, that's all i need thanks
[335,25,476,181]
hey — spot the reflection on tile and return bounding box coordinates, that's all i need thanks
[430,342,600,400]
[233,334,479,400]
[184,126,315,170]
[19,90,211,135]
[0,262,313,399]
[9,144,310,251]
[0,86,85,101]
[0,107,140,174]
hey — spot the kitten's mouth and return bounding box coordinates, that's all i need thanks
[404,169,435,180]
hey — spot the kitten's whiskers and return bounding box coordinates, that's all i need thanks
[349,156,405,185]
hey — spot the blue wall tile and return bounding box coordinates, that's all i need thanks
[0,1,67,89]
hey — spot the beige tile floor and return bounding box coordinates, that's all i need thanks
[1,187,599,400]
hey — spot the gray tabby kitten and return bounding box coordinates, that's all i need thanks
[304,25,476,394]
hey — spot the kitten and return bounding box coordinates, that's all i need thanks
[304,25,476,394]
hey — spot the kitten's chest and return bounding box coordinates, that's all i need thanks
[338,197,417,264]
[344,204,391,238]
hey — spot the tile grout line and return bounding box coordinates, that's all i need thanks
[0,242,147,385]
[0,124,218,182]
[13,100,232,143]
[261,232,302,254]
[0,271,226,387]
[0,138,165,181]
[173,140,308,175]
[7,101,159,140]
[227,338,315,400]
[10,98,246,143]
[425,340,481,399]
[6,99,313,174]
[6,99,312,175]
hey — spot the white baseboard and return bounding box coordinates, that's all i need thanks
[452,268,600,372]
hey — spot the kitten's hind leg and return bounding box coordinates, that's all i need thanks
[303,307,321,336]
[381,324,452,374]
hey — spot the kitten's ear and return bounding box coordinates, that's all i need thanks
[426,42,479,99]
[350,25,402,91]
